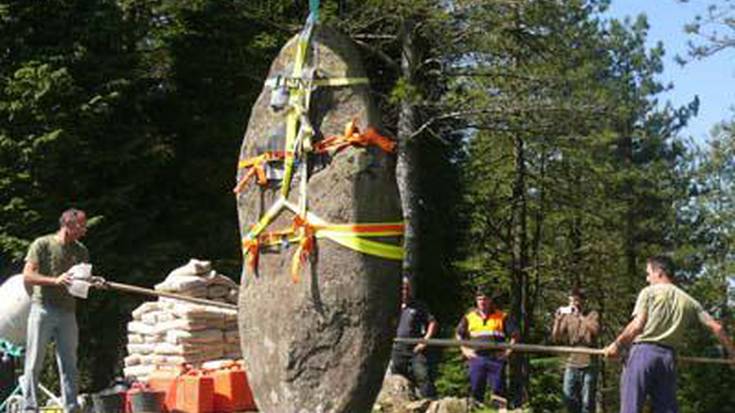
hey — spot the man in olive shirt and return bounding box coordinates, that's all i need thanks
[22,209,89,413]
[604,255,735,413]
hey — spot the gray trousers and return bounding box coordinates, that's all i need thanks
[22,303,79,413]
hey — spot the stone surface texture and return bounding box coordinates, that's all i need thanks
[236,27,402,413]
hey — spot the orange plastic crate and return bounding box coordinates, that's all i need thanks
[175,371,214,413]
[211,366,256,412]
[148,370,180,412]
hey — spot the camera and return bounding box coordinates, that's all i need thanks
[558,305,575,315]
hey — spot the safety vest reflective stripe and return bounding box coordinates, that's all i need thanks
[470,331,506,340]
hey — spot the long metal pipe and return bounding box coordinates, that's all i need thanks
[394,338,734,365]
[103,281,237,310]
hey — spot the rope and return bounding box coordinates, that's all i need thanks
[394,338,735,366]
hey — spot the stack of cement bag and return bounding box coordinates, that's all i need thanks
[122,259,241,382]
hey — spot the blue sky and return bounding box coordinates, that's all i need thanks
[605,0,735,146]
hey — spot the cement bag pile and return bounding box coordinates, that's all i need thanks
[235,25,403,413]
[123,259,240,382]
[0,275,32,347]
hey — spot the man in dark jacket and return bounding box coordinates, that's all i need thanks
[391,276,439,398]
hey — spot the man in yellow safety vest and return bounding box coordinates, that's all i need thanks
[456,288,520,405]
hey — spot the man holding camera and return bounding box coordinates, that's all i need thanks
[552,288,599,413]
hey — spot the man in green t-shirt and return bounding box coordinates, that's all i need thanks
[21,209,89,413]
[604,255,735,413]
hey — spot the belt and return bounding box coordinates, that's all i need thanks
[633,341,675,352]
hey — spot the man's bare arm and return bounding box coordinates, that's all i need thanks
[604,312,647,357]
[456,333,477,359]
[23,260,70,287]
[700,313,735,358]
[414,319,439,353]
[426,319,439,339]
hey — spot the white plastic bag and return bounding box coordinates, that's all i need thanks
[0,274,32,346]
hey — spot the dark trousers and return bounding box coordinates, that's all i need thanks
[391,351,437,398]
[621,343,678,413]
[468,355,505,403]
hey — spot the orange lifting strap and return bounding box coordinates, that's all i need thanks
[313,120,397,154]
[233,151,290,194]
[233,121,396,193]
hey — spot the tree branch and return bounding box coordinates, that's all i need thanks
[352,39,399,71]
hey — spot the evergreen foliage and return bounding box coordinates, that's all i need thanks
[0,0,732,410]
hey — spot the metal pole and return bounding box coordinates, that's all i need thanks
[103,281,237,311]
[394,338,735,366]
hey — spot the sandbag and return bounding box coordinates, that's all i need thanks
[165,329,223,345]
[144,334,165,344]
[207,285,229,299]
[127,321,156,336]
[127,343,155,355]
[154,275,208,293]
[124,355,142,367]
[224,330,239,344]
[167,259,212,277]
[153,319,214,334]
[132,302,161,320]
[141,311,166,325]
[207,273,238,289]
[168,303,223,318]
[123,364,156,380]
[0,275,33,347]
[153,342,206,356]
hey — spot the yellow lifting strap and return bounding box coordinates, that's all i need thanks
[318,230,404,260]
[245,221,405,261]
[245,197,286,242]
[242,215,404,283]
[281,21,314,198]
[265,76,369,89]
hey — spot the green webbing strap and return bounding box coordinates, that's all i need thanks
[0,339,23,358]
[0,338,23,412]
[309,0,320,21]
[280,15,314,198]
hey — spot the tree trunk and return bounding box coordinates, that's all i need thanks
[618,124,637,285]
[509,135,529,406]
[396,18,420,282]
[529,146,546,346]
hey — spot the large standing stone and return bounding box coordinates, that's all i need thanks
[236,27,402,413]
